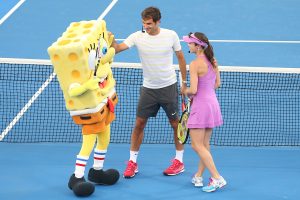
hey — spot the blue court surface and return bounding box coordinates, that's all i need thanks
[1,0,300,200]
[0,0,299,67]
[1,143,300,200]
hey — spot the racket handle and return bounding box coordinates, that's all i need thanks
[181,94,186,111]
[181,103,185,111]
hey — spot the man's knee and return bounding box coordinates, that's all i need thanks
[134,117,148,131]
[169,118,178,129]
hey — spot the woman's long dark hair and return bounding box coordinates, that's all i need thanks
[194,32,216,68]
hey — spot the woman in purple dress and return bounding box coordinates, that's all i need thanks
[182,32,226,192]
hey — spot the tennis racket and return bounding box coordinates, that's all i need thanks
[177,95,190,144]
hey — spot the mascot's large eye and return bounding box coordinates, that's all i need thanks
[99,38,108,58]
[102,47,108,55]
[88,50,96,70]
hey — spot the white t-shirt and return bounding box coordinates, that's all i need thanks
[124,28,181,89]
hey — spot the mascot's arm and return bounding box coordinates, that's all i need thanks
[107,33,114,47]
[101,47,115,64]
[68,77,100,97]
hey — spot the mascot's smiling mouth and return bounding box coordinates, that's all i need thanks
[98,75,108,89]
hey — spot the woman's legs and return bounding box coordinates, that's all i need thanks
[190,128,220,179]
[195,128,212,177]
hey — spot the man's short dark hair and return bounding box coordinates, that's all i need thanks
[141,7,161,22]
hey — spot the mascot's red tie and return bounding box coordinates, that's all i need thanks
[107,98,114,113]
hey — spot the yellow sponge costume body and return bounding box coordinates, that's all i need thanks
[48,19,119,197]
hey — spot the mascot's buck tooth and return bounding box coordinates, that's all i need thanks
[48,19,119,197]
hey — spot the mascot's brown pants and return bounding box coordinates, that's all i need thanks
[72,94,117,157]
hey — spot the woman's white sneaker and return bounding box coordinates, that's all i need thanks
[202,176,227,192]
[191,175,203,187]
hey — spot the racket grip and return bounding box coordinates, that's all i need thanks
[181,94,186,111]
[181,103,185,111]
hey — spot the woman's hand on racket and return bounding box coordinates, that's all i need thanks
[182,86,187,96]
[180,82,187,95]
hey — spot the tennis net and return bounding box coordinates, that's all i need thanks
[1,58,300,146]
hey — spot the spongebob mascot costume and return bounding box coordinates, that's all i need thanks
[48,19,119,197]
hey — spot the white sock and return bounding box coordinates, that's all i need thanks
[74,155,89,178]
[93,149,107,170]
[129,150,139,163]
[175,150,184,163]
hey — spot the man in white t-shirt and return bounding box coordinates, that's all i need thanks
[112,6,187,178]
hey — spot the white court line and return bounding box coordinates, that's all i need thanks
[0,0,119,141]
[0,0,26,26]
[98,0,118,21]
[115,39,300,44]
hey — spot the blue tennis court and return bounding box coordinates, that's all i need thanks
[1,0,300,199]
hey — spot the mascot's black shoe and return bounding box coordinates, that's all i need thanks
[88,168,120,185]
[68,174,95,197]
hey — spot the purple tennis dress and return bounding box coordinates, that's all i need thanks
[187,56,223,129]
